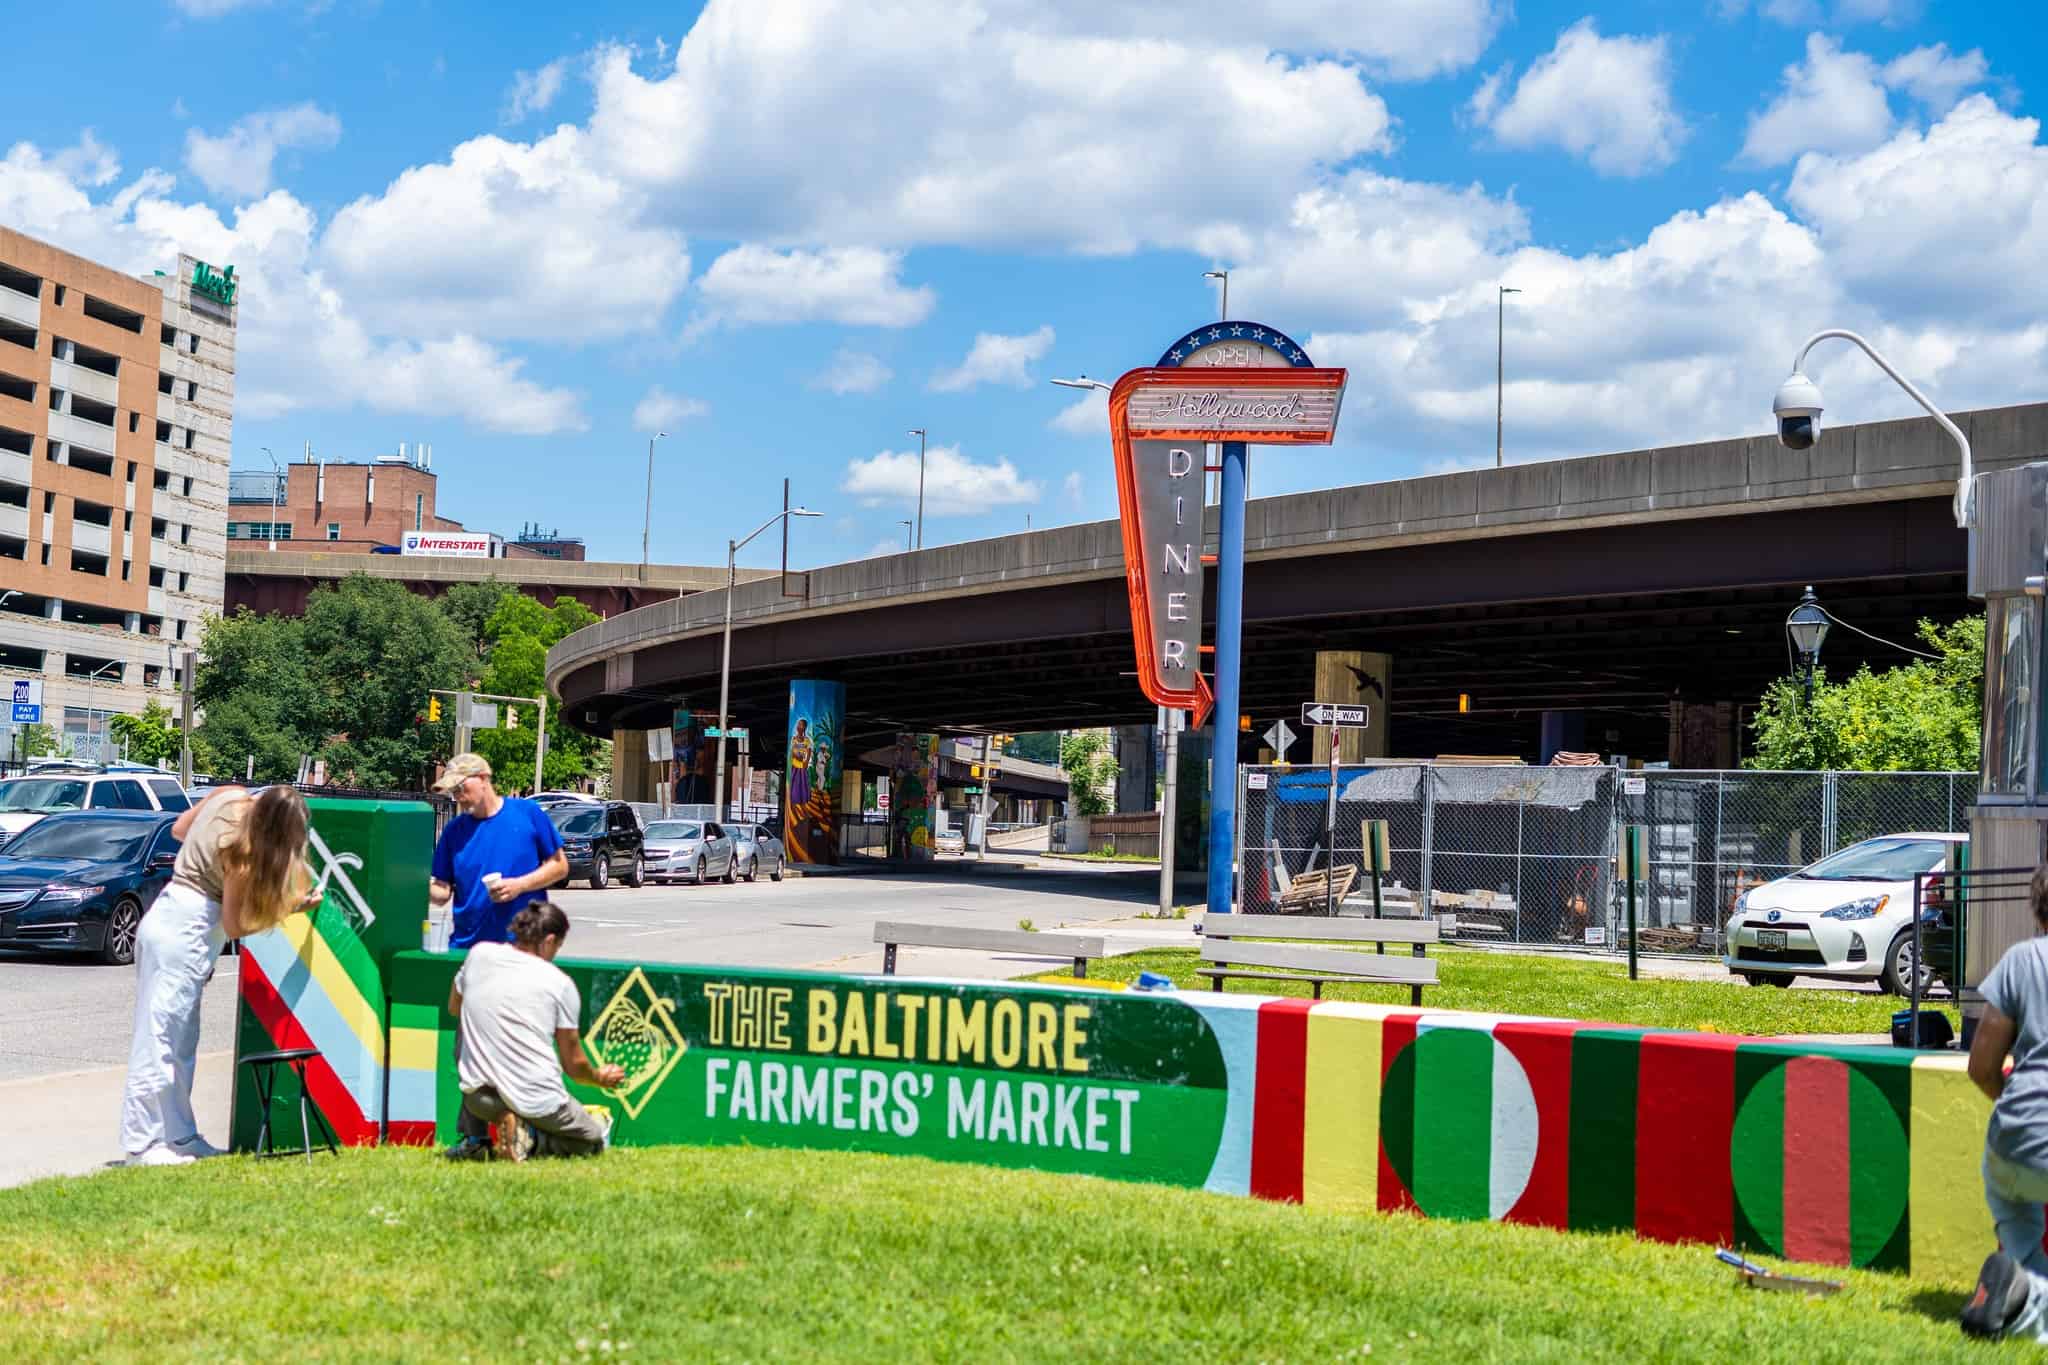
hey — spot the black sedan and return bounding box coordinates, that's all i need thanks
[0,811,180,965]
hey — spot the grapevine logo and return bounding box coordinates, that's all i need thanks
[584,968,687,1119]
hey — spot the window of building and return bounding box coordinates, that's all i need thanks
[182,477,192,496]
[152,469,169,491]
[0,261,42,299]
[179,523,190,544]
[120,560,130,581]
[157,371,174,396]
[155,420,171,444]
[0,319,35,352]
[0,426,30,457]
[148,565,164,587]
[125,461,135,483]
[174,619,186,641]
[0,369,33,403]
[415,493,424,530]
[178,571,188,592]
[182,428,194,450]
[151,516,166,540]
[185,380,198,401]
[160,323,176,347]
[128,412,138,434]
[82,295,144,334]
[52,285,65,308]
[186,333,199,355]
[327,522,340,541]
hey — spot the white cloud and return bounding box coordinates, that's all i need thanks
[184,103,341,199]
[322,128,691,343]
[861,537,908,560]
[1069,0,1502,80]
[930,326,1054,392]
[694,245,933,329]
[1049,388,1108,435]
[0,138,584,434]
[632,387,709,432]
[1883,43,1990,112]
[841,444,1042,515]
[1742,35,1992,166]
[172,0,271,14]
[1469,19,1685,177]
[809,348,892,395]
[584,4,1392,253]
[1737,0,1920,22]
[504,59,570,124]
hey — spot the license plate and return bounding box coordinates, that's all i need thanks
[1757,929,1788,951]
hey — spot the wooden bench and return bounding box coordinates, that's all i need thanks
[873,921,1108,978]
[1275,863,1358,915]
[1196,912,1438,1006]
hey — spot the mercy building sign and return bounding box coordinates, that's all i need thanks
[1108,322,1347,725]
[191,260,237,307]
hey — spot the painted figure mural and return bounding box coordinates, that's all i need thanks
[784,681,844,863]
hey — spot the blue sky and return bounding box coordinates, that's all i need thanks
[2,0,2042,568]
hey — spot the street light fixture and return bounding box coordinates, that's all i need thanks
[1497,285,1521,468]
[641,431,668,570]
[1773,329,1974,528]
[1786,585,1830,705]
[898,519,913,551]
[714,501,824,816]
[258,446,282,551]
[906,429,927,550]
[1050,376,1112,393]
[1203,270,1229,319]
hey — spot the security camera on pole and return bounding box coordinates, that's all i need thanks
[1101,322,1348,917]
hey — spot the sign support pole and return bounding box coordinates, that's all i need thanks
[1205,441,1247,918]
[1324,736,1338,918]
[1158,706,1180,918]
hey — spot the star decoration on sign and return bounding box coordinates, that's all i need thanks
[1229,325,1243,336]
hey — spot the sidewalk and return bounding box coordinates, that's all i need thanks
[1,1049,235,1189]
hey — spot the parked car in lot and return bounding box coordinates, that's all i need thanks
[935,829,966,854]
[0,810,180,964]
[0,770,189,851]
[1723,832,1965,993]
[547,801,644,889]
[725,821,785,882]
[642,820,737,884]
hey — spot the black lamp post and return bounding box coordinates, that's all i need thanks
[1786,585,1830,704]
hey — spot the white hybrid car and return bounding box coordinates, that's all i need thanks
[1723,832,1963,993]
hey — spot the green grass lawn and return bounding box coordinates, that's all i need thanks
[0,1146,1992,1363]
[1048,947,1957,1037]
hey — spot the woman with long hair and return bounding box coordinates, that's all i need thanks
[120,784,317,1166]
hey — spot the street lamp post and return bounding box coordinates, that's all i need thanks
[907,429,927,550]
[259,446,282,551]
[1773,329,1974,529]
[1203,269,1229,320]
[1497,285,1521,468]
[714,501,823,816]
[1786,586,1830,706]
[641,431,667,570]
[898,519,913,551]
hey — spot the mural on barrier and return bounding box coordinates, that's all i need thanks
[385,955,1995,1282]
[784,680,844,864]
[230,799,436,1151]
[891,732,940,862]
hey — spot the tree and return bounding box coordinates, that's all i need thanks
[1006,731,1061,765]
[1059,729,1120,816]
[193,607,315,783]
[1748,616,1983,772]
[10,722,60,761]
[439,580,514,664]
[470,593,610,791]
[107,701,180,767]
[299,576,469,787]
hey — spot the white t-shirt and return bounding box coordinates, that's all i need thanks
[455,942,581,1117]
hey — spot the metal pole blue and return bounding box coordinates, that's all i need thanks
[1206,440,1248,916]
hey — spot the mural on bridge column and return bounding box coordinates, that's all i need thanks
[671,704,705,804]
[784,680,845,864]
[891,732,940,862]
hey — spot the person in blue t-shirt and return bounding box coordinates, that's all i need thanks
[430,753,567,950]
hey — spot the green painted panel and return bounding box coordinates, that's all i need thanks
[1567,1029,1640,1232]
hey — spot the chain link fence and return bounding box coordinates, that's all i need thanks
[1238,764,1976,955]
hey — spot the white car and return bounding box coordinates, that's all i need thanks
[1724,832,1964,993]
[642,820,737,884]
[0,771,190,852]
[725,822,786,882]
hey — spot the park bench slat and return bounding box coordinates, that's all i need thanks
[1199,938,1437,985]
[1203,913,1438,946]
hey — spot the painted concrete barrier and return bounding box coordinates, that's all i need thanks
[226,801,1996,1285]
[382,954,1994,1283]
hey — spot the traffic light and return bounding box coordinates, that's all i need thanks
[1458,693,1471,714]
[969,763,982,778]
[428,695,442,723]
[506,706,519,730]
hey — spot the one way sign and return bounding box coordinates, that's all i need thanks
[1302,702,1370,728]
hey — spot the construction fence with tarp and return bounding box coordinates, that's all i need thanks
[1237,764,1977,956]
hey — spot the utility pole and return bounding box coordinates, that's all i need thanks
[178,649,195,787]
[1497,285,1520,468]
[642,431,667,570]
[908,428,927,550]
[975,732,995,858]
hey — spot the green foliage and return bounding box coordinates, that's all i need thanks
[1005,731,1061,764]
[470,593,610,792]
[106,700,180,766]
[1058,729,1119,816]
[1748,616,1984,771]
[11,721,60,759]
[0,1146,1986,1361]
[438,580,514,664]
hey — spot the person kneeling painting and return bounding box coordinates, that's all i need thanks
[445,902,623,1161]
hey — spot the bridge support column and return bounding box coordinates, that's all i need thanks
[889,732,940,862]
[1114,725,1158,812]
[1311,650,1390,764]
[784,681,845,865]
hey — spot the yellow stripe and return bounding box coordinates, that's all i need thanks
[389,1026,440,1073]
[1302,1002,1384,1214]
[278,914,385,1060]
[1909,1053,1990,1286]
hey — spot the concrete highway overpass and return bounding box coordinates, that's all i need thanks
[547,402,2048,771]
[226,548,774,619]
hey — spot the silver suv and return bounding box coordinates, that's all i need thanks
[0,771,190,850]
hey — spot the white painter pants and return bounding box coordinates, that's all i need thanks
[120,882,225,1156]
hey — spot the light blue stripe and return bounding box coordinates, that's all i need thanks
[1183,993,1264,1196]
[243,930,384,1121]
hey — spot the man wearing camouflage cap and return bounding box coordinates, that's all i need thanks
[430,753,567,950]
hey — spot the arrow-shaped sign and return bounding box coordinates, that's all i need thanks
[1302,702,1370,728]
